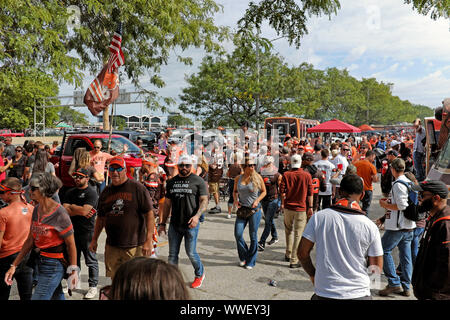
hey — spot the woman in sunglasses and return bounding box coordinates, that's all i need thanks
[233,157,266,270]
[4,173,78,300]
[7,147,27,183]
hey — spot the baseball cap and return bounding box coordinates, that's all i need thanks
[390,158,405,171]
[178,155,193,165]
[73,168,90,177]
[291,154,302,169]
[390,140,401,147]
[109,156,126,168]
[264,155,274,165]
[387,150,399,157]
[302,152,314,162]
[412,180,449,199]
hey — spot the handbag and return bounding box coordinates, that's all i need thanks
[236,206,257,219]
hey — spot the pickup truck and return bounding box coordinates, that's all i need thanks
[50,131,148,192]
[0,129,24,137]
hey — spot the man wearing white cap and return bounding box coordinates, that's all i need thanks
[159,155,209,289]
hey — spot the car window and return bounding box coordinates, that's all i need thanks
[93,137,141,154]
[64,138,91,156]
[436,136,450,170]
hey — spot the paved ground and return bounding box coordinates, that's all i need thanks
[8,180,416,301]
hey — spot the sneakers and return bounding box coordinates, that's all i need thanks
[239,261,246,267]
[227,214,232,219]
[267,238,279,245]
[257,242,265,252]
[289,263,301,269]
[84,287,98,299]
[378,285,403,296]
[284,255,290,262]
[191,274,205,289]
[209,206,221,214]
[245,266,253,270]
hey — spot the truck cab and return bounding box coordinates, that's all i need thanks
[50,132,144,189]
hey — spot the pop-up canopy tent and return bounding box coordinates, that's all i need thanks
[359,124,375,132]
[307,119,361,133]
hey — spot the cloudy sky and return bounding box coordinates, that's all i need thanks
[60,0,450,122]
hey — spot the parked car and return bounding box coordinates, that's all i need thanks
[0,129,24,137]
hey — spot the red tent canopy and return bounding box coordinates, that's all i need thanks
[359,124,375,131]
[307,119,361,133]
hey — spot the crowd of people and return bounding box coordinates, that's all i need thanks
[0,114,449,301]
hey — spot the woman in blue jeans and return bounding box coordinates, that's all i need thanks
[4,173,78,300]
[233,158,266,270]
[258,156,282,251]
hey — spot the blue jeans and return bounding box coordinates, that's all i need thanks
[32,256,65,300]
[234,208,262,267]
[259,199,278,244]
[75,230,99,287]
[361,190,373,215]
[413,151,426,181]
[411,227,424,265]
[168,224,204,277]
[382,230,414,290]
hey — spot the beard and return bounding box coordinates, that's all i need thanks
[418,198,433,213]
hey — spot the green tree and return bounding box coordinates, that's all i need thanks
[0,0,230,130]
[180,35,301,127]
[167,114,194,127]
[58,107,89,127]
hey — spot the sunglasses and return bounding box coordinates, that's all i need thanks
[15,149,22,152]
[244,164,256,168]
[343,149,350,151]
[30,186,39,192]
[109,166,124,172]
[178,164,192,168]
[72,175,87,180]
[94,146,101,149]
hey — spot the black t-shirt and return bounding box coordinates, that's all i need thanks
[166,173,208,231]
[98,179,153,248]
[63,185,99,233]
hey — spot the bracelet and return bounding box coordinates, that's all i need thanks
[66,265,80,274]
[10,264,16,268]
[158,223,166,227]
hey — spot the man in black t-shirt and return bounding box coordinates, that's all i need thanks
[160,155,208,289]
[89,157,155,281]
[63,168,99,299]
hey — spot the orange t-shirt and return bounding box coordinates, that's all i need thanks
[0,202,34,258]
[354,160,377,191]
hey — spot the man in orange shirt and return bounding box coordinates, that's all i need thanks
[354,150,378,216]
[0,178,34,300]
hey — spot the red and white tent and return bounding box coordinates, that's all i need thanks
[307,119,361,133]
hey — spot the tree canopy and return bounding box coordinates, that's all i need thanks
[179,43,434,128]
[0,0,229,129]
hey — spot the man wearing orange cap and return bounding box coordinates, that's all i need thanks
[89,156,155,280]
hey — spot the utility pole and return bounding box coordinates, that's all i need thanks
[255,27,261,131]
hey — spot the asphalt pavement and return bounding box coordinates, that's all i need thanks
[8,180,416,301]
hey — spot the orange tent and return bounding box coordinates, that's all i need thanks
[359,124,375,132]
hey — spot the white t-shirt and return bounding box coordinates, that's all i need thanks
[302,208,383,299]
[384,175,417,231]
[314,159,335,196]
[334,154,349,187]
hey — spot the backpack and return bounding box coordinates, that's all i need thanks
[376,140,386,151]
[392,180,426,221]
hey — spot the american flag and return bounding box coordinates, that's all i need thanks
[107,22,124,72]
[84,22,125,116]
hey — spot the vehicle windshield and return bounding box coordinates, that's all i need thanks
[436,136,450,170]
[93,137,141,154]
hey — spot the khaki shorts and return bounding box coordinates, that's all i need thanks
[209,182,219,194]
[104,244,144,279]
